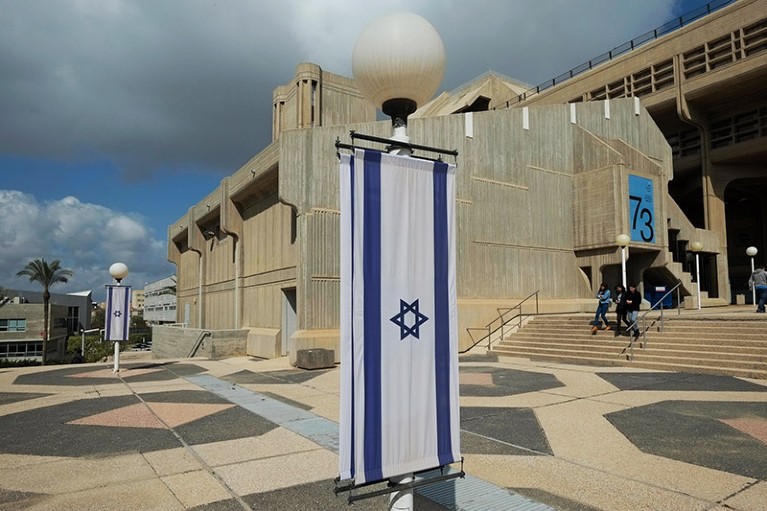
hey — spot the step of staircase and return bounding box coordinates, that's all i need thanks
[493,314,767,379]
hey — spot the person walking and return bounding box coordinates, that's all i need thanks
[613,284,631,337]
[591,283,612,335]
[625,283,642,339]
[749,265,767,313]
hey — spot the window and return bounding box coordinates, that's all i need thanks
[0,341,42,358]
[0,319,26,332]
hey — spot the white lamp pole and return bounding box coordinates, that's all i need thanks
[690,242,703,310]
[109,262,129,372]
[747,246,758,306]
[352,13,446,511]
[616,234,630,289]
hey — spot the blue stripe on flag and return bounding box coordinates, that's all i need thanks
[432,161,453,465]
[349,155,356,480]
[105,286,113,340]
[122,287,131,337]
[362,150,383,482]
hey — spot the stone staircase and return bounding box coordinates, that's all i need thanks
[492,314,767,379]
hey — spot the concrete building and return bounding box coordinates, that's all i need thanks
[509,0,767,304]
[161,0,766,363]
[131,289,144,316]
[143,276,177,325]
[0,289,92,361]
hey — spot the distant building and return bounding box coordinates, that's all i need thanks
[143,276,177,325]
[0,289,92,361]
[131,289,145,316]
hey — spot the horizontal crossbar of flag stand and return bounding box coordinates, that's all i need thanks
[335,130,459,161]
[334,461,465,504]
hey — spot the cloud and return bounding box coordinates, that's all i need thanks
[0,190,172,299]
[0,0,682,181]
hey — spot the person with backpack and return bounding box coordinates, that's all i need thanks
[613,284,631,337]
[749,265,767,313]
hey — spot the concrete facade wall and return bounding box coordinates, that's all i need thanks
[276,98,675,357]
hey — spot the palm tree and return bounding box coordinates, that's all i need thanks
[17,259,74,364]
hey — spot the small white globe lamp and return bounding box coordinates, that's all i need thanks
[690,241,703,310]
[616,234,630,288]
[352,12,445,149]
[109,262,129,285]
[746,246,758,305]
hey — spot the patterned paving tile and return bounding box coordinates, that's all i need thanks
[721,417,767,444]
[67,402,235,429]
[606,400,767,479]
[597,371,767,392]
[460,406,552,455]
[459,366,564,397]
[0,392,50,405]
[0,388,278,457]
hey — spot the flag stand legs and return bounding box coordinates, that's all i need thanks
[389,474,414,510]
[113,341,120,372]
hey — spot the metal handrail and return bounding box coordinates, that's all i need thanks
[621,281,683,361]
[463,290,539,353]
[502,0,734,107]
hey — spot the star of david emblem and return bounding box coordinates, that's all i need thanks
[113,311,122,317]
[390,299,429,340]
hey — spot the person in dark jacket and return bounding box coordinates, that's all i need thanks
[613,284,631,337]
[624,283,642,338]
[749,265,767,313]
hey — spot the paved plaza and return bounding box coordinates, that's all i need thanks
[0,351,766,510]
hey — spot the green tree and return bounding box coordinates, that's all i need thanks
[91,307,105,330]
[16,259,74,365]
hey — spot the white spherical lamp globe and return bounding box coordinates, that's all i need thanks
[690,241,703,252]
[109,262,129,283]
[746,246,758,257]
[615,234,631,247]
[352,12,445,115]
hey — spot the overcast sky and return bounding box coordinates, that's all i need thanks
[1,0,709,300]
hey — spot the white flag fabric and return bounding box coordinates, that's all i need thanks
[105,285,131,341]
[339,148,461,485]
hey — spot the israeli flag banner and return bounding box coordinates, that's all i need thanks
[339,148,461,485]
[105,285,131,342]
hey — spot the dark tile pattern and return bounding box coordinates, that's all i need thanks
[460,366,564,397]
[235,479,447,511]
[606,400,767,479]
[461,406,552,456]
[0,395,179,457]
[0,389,279,457]
[0,392,50,405]
[597,372,767,392]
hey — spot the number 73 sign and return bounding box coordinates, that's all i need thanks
[628,174,655,243]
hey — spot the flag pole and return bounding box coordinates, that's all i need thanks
[108,263,129,372]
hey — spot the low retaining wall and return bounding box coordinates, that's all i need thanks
[151,326,248,359]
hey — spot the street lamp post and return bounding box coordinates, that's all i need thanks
[616,234,630,289]
[691,242,703,310]
[351,13,446,511]
[108,262,129,372]
[747,246,758,306]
